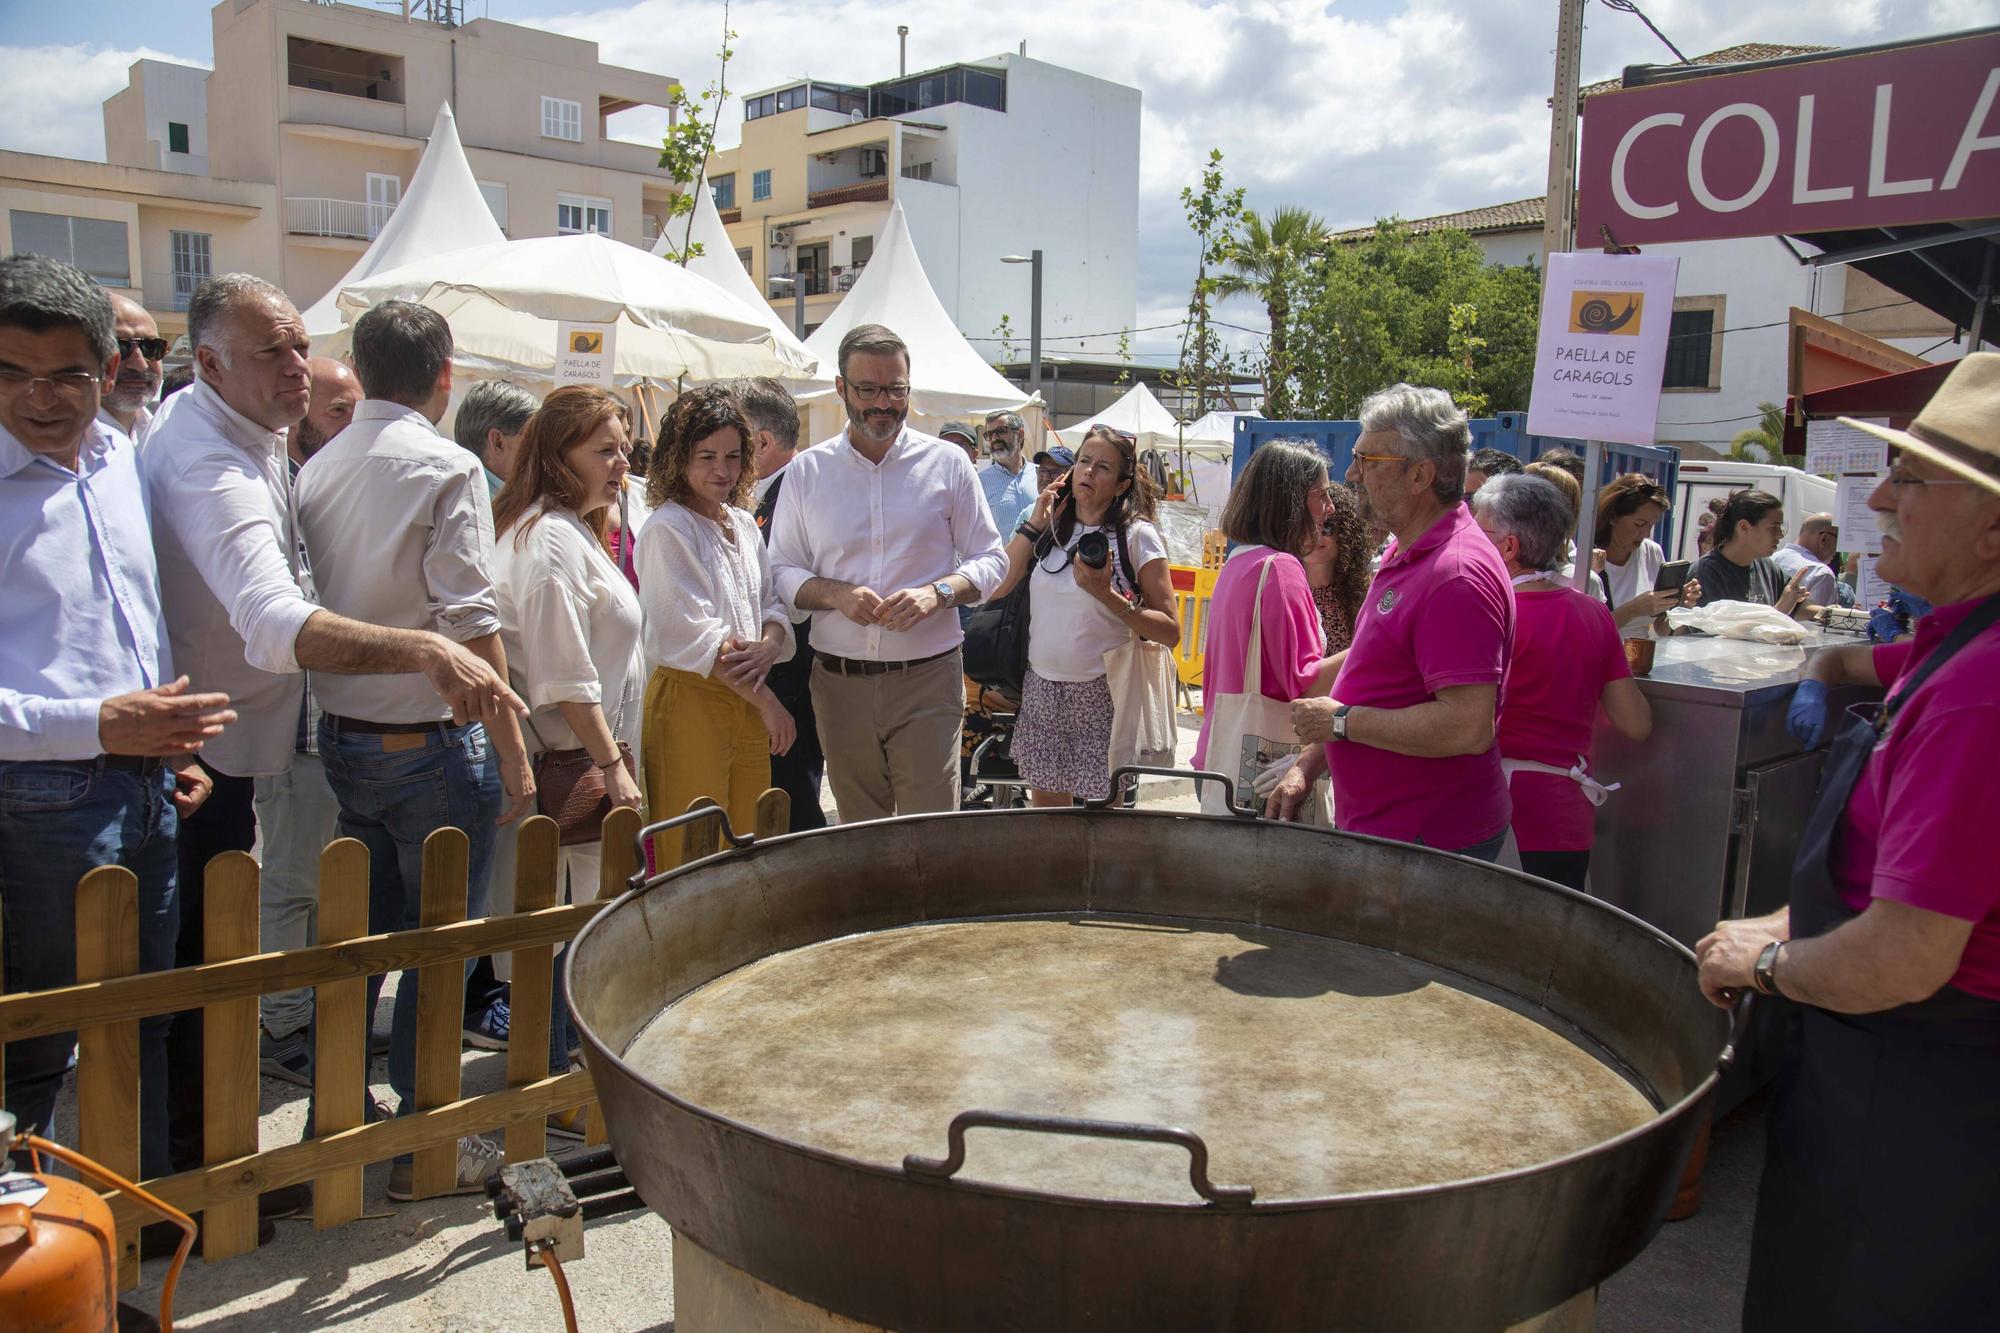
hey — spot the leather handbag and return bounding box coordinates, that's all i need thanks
[534,744,637,846]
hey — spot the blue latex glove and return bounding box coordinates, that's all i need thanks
[1788,678,1831,749]
[1867,606,1902,643]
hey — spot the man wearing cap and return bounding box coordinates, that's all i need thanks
[1697,351,2000,1329]
[937,422,980,467]
[1035,443,1074,492]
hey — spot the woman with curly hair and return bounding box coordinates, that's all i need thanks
[1302,481,1370,654]
[635,384,796,833]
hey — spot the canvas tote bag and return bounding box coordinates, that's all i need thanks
[1104,631,1179,775]
[1198,549,1331,822]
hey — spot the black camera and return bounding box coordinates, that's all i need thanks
[1075,530,1110,569]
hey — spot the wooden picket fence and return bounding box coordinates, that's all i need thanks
[0,792,789,1291]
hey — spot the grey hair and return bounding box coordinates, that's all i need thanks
[1358,383,1473,504]
[0,254,115,364]
[187,273,289,366]
[453,380,539,460]
[983,409,1025,435]
[1471,472,1573,572]
[733,376,800,451]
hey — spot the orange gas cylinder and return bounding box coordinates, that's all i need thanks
[0,1168,117,1332]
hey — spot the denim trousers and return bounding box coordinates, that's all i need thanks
[0,760,179,1178]
[251,754,341,1038]
[317,719,500,1114]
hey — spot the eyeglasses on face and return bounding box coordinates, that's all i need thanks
[1885,469,1979,489]
[1351,450,1409,469]
[982,429,1017,442]
[0,367,100,400]
[846,381,911,402]
[117,337,169,362]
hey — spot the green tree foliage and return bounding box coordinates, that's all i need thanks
[991,313,1017,373]
[1212,206,1326,418]
[1729,401,1788,464]
[1170,149,1246,419]
[1283,222,1542,420]
[656,4,735,264]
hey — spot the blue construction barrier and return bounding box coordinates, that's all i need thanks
[1233,412,1680,547]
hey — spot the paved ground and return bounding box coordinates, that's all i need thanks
[94,708,1759,1328]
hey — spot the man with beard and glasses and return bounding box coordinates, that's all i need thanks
[1266,383,1514,861]
[768,322,1007,822]
[100,293,165,445]
[979,409,1037,537]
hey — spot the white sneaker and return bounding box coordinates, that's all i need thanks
[386,1134,504,1201]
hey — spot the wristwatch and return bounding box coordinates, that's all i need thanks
[1330,703,1354,742]
[932,579,955,608]
[1751,941,1784,996]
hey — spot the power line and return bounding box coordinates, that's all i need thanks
[1598,0,1688,64]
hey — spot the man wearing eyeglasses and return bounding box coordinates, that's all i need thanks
[99,293,166,445]
[767,322,1007,822]
[979,410,1038,538]
[0,253,236,1183]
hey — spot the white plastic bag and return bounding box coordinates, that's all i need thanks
[1665,601,1811,645]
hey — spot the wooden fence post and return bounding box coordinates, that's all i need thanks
[75,865,141,1288]
[756,787,792,840]
[409,827,469,1199]
[505,816,559,1165]
[311,838,370,1229]
[201,852,262,1260]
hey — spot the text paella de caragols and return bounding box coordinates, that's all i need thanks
[1551,344,1638,385]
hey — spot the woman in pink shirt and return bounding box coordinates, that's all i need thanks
[1471,474,1652,889]
[1193,441,1343,806]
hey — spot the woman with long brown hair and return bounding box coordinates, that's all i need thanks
[1302,481,1370,654]
[635,384,795,833]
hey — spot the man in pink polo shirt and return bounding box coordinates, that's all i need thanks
[1694,352,2000,1328]
[1267,383,1513,858]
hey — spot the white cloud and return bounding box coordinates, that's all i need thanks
[0,44,193,161]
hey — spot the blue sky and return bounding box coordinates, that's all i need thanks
[1,0,1986,357]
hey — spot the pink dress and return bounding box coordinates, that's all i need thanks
[1191,547,1325,769]
[1498,587,1630,852]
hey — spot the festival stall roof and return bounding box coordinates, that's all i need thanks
[1052,382,1198,453]
[299,102,505,337]
[654,177,826,381]
[330,231,818,384]
[800,201,1036,423]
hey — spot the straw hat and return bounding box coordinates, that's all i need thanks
[1843,351,2000,496]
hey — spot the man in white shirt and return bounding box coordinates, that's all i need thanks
[98,293,163,445]
[768,323,1007,822]
[1773,512,1842,608]
[296,299,533,1196]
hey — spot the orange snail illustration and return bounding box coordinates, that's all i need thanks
[1569,294,1641,335]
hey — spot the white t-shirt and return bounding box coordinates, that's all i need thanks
[1026,519,1168,682]
[1602,538,1665,636]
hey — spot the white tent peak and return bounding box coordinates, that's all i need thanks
[1054,381,1184,450]
[801,201,1031,419]
[299,101,505,335]
[655,175,823,379]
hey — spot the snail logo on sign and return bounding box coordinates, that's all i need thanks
[569,330,603,355]
[1567,292,1642,336]
[555,320,616,387]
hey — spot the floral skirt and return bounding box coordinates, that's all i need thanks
[1015,669,1115,801]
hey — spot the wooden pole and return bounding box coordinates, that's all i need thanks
[409,827,470,1199]
[1542,0,1587,268]
[75,866,141,1287]
[505,816,560,1164]
[312,838,371,1229]
[200,853,262,1260]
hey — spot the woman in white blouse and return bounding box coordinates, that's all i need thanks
[637,384,796,834]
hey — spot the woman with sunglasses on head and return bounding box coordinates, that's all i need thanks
[989,426,1179,804]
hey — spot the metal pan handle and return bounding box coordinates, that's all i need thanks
[1717,991,1755,1074]
[1087,766,1259,819]
[630,804,756,876]
[903,1109,1255,1207]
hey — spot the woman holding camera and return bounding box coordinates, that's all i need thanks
[989,426,1179,804]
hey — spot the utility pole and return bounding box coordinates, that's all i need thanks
[1542,0,1586,267]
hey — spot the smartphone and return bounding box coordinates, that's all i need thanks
[1654,560,1693,593]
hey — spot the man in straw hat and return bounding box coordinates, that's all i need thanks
[1696,351,2000,1329]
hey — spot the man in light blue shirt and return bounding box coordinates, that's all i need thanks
[451,379,538,501]
[978,409,1039,538]
[0,254,236,1177]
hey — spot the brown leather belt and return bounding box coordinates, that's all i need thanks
[815,648,956,677]
[324,713,448,735]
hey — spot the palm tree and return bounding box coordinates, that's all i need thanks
[1728,401,1786,463]
[1212,206,1327,418]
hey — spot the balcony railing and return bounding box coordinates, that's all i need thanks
[806,180,890,210]
[142,269,206,313]
[285,196,397,241]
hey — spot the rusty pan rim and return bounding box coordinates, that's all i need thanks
[568,807,1728,1214]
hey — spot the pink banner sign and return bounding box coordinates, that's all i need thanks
[1577,31,2000,246]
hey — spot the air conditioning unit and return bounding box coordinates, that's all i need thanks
[770,229,792,247]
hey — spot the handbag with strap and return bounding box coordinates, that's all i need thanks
[526,682,638,847]
[1200,549,1331,823]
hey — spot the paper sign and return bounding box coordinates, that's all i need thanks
[555,321,616,387]
[1835,472,1886,555]
[1527,253,1680,447]
[1805,418,1890,477]
[1856,554,1890,608]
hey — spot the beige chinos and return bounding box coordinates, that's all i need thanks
[811,650,964,822]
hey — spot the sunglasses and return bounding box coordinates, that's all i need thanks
[118,337,169,362]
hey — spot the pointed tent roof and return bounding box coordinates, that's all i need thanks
[1054,382,1195,453]
[801,201,1031,418]
[300,102,506,335]
[654,177,823,379]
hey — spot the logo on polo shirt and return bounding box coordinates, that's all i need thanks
[1377,588,1401,614]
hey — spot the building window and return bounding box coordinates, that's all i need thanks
[850,235,873,269]
[169,230,211,311]
[541,96,582,142]
[752,169,772,202]
[1663,297,1724,391]
[734,247,753,273]
[167,122,190,155]
[557,193,612,235]
[478,181,509,235]
[8,210,129,286]
[711,174,735,210]
[900,161,933,182]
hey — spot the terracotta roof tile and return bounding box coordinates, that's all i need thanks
[1330,197,1546,244]
[1577,42,1835,101]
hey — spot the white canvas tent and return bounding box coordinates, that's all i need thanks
[298,103,503,337]
[653,178,825,382]
[797,201,1035,441]
[1053,382,1187,453]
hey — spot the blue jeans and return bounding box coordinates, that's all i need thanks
[0,760,179,1178]
[317,719,500,1113]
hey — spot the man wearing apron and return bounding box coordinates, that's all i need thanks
[1696,352,2000,1331]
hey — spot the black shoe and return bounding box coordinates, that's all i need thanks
[139,1214,276,1260]
[260,1182,311,1220]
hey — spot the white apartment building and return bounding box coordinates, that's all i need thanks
[706,53,1140,353]
[1,0,681,336]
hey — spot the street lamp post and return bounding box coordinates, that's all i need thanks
[1000,250,1043,404]
[768,273,807,338]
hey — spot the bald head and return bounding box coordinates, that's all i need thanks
[1799,512,1838,562]
[291,356,362,463]
[102,292,162,428]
